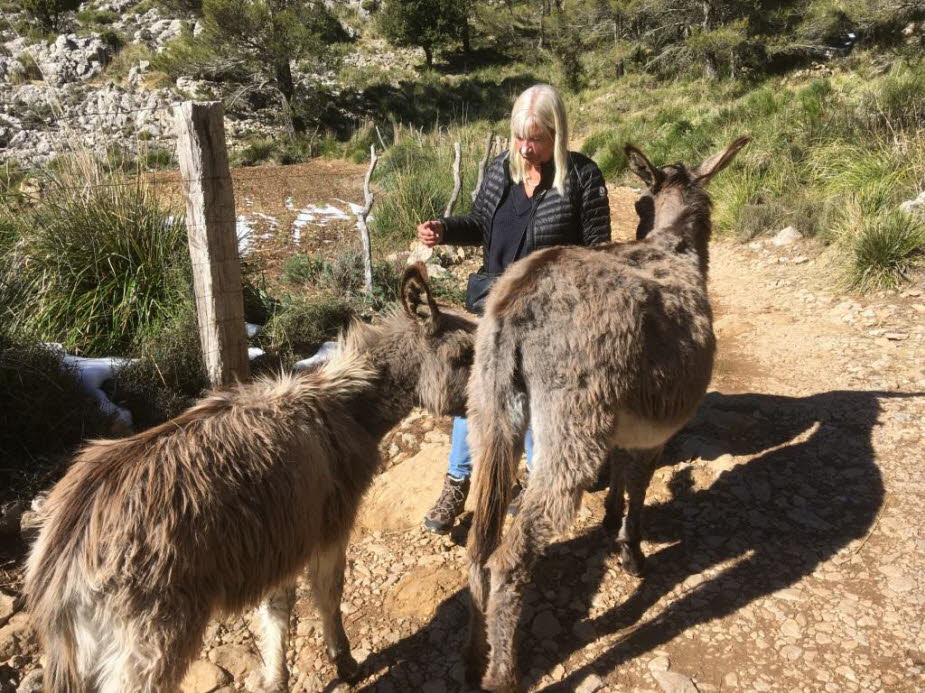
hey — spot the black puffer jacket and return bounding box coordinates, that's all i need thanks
[440,151,611,255]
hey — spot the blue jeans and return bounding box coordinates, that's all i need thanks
[447,416,534,480]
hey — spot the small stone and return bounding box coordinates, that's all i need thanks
[772,226,803,246]
[780,618,801,638]
[791,255,809,264]
[0,593,16,628]
[575,673,603,693]
[884,332,908,341]
[209,644,261,680]
[780,645,802,661]
[653,670,700,693]
[180,660,231,693]
[723,672,738,688]
[648,655,671,672]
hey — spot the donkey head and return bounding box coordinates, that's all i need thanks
[626,135,751,243]
[399,263,477,418]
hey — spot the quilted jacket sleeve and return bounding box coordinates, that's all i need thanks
[440,154,506,247]
[577,157,612,246]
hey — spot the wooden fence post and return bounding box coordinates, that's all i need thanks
[358,145,379,296]
[174,100,250,387]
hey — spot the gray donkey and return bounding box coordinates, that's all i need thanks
[465,137,751,691]
[25,264,476,693]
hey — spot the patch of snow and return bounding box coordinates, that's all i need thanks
[248,347,265,360]
[292,341,338,371]
[44,345,136,430]
[245,323,262,338]
[236,216,254,254]
[253,212,280,228]
[285,196,295,210]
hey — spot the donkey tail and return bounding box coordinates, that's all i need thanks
[25,524,84,693]
[467,315,528,567]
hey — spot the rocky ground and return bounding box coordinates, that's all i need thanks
[1,180,923,692]
[0,0,396,165]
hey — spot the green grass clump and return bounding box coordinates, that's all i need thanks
[372,130,488,250]
[258,294,356,358]
[0,155,188,356]
[841,208,925,292]
[109,303,209,429]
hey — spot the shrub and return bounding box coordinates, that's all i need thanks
[21,0,80,32]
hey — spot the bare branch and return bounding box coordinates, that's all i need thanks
[358,145,379,296]
[444,141,462,217]
[471,131,495,202]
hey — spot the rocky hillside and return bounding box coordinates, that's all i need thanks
[0,0,386,165]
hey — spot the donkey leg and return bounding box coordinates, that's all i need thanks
[602,448,629,532]
[482,479,586,692]
[616,446,661,577]
[309,539,358,683]
[256,584,296,692]
[465,560,491,687]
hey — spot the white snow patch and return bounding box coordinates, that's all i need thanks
[292,341,338,371]
[42,344,136,430]
[253,212,280,228]
[248,347,265,360]
[246,323,262,338]
[237,216,254,255]
[334,197,374,232]
[285,196,296,210]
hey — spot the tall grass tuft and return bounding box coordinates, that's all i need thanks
[1,154,188,355]
[841,208,925,291]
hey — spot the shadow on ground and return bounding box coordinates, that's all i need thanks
[358,388,896,691]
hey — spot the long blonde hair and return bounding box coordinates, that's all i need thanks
[508,84,569,196]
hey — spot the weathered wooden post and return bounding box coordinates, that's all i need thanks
[174,100,250,387]
[357,145,379,296]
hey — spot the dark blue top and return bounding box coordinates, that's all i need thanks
[485,161,553,274]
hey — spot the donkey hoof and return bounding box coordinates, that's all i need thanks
[334,652,360,682]
[619,544,646,577]
[481,671,522,693]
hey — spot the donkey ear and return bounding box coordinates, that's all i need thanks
[401,262,441,332]
[692,135,752,186]
[624,144,661,189]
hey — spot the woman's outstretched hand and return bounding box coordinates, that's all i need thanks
[416,220,444,247]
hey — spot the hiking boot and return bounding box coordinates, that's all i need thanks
[423,474,470,534]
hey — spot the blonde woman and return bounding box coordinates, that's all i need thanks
[416,83,612,534]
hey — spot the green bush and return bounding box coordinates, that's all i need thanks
[842,208,925,291]
[21,0,80,31]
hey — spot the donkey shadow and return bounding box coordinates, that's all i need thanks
[359,388,899,691]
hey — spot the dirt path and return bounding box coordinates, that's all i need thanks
[330,225,925,693]
[3,184,924,692]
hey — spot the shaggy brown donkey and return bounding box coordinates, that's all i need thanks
[25,264,476,693]
[465,137,751,691]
